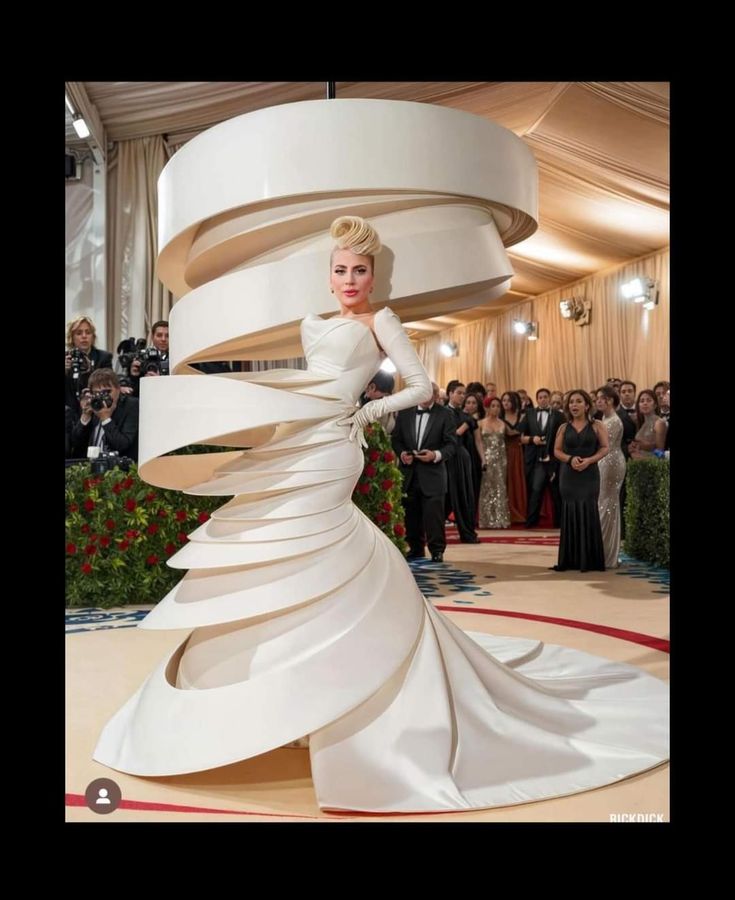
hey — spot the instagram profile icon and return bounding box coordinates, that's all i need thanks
[84,778,122,815]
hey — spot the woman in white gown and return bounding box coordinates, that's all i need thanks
[94,216,668,813]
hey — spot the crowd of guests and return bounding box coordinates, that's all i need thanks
[389,376,670,570]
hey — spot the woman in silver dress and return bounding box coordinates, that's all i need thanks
[478,396,511,529]
[595,385,626,568]
[630,389,667,459]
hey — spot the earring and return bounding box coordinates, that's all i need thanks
[330,288,334,293]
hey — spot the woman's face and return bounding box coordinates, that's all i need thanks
[501,394,512,410]
[488,398,502,417]
[463,395,478,415]
[568,393,589,418]
[330,249,374,314]
[595,392,610,413]
[72,321,94,352]
[638,393,655,415]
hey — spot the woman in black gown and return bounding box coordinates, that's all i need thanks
[553,390,609,571]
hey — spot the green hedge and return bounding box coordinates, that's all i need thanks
[623,458,669,568]
[65,464,230,608]
[65,432,408,608]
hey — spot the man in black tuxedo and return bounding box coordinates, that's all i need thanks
[520,388,564,528]
[392,382,456,562]
[618,381,637,419]
[70,368,140,462]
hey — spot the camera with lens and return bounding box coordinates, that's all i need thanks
[117,337,147,372]
[139,347,169,376]
[90,389,114,411]
[89,451,133,475]
[68,347,90,376]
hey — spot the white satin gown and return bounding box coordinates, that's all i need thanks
[94,307,668,813]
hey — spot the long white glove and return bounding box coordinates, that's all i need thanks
[339,308,433,446]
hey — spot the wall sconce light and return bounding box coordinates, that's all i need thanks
[513,320,538,341]
[439,341,458,358]
[621,277,658,309]
[559,297,591,326]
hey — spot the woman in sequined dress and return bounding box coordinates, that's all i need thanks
[595,385,626,568]
[630,390,667,459]
[478,396,511,528]
[499,391,527,524]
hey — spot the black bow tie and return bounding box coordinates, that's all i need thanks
[417,408,430,415]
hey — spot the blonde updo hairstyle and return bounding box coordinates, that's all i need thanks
[330,216,382,272]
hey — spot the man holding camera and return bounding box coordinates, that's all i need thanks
[126,321,170,396]
[71,369,139,462]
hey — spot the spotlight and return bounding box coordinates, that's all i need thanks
[621,277,658,305]
[439,342,458,358]
[559,297,591,326]
[513,320,537,340]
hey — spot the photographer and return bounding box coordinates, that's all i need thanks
[64,316,113,415]
[124,320,170,397]
[70,369,139,462]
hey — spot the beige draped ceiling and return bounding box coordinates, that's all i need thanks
[64,82,668,378]
[417,247,669,395]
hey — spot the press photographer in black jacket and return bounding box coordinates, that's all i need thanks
[70,369,139,462]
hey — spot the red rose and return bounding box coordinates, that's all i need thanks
[123,477,134,489]
[66,543,77,555]
[177,532,189,543]
[81,524,90,534]
[369,450,381,462]
[364,464,377,478]
[84,544,97,556]
[105,519,116,531]
[68,503,79,513]
[124,498,137,512]
[100,536,111,548]
[375,512,389,525]
[382,501,393,512]
[112,483,122,495]
[145,491,157,502]
[83,478,92,491]
[381,480,394,490]
[175,510,187,522]
[382,450,395,462]
[393,523,406,537]
[147,523,159,535]
[158,508,168,518]
[165,542,177,556]
[81,563,93,575]
[84,498,95,512]
[117,539,130,551]
[198,512,210,524]
[146,554,159,565]
[358,483,371,494]
[89,534,98,543]
[125,529,138,539]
